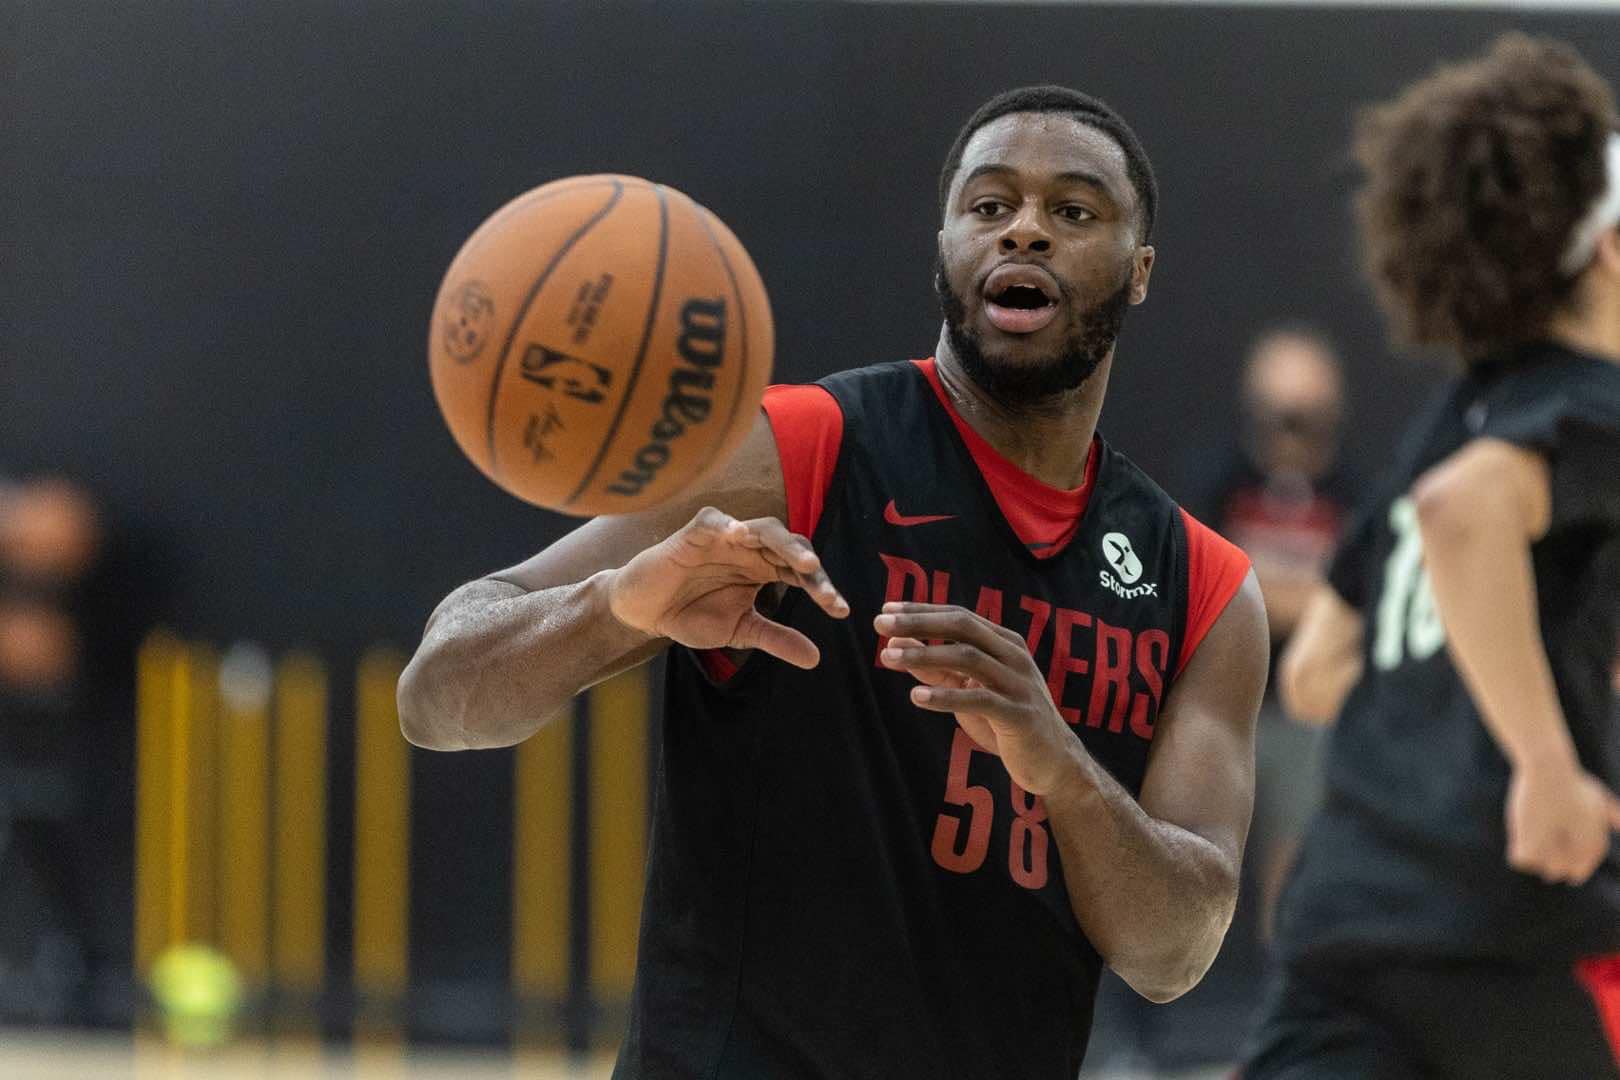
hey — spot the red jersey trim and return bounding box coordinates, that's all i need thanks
[1177,508,1252,677]
[697,647,741,683]
[1578,955,1620,1066]
[760,384,844,539]
[700,387,842,683]
[913,357,1097,557]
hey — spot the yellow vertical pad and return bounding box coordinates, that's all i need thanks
[135,632,179,976]
[589,668,649,999]
[353,648,410,1023]
[512,711,572,1005]
[218,646,272,986]
[184,645,219,946]
[272,651,328,995]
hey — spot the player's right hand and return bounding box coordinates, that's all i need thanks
[605,506,848,669]
[1505,761,1620,886]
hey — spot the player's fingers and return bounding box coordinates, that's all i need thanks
[680,506,738,547]
[1527,836,1586,885]
[1569,846,1605,886]
[1507,832,1550,876]
[729,517,818,571]
[879,640,1008,691]
[729,609,820,670]
[731,518,848,618]
[875,603,1027,665]
[1603,788,1620,832]
[907,683,1009,716]
[881,638,967,687]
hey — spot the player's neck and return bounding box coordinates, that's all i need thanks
[1544,277,1620,365]
[933,335,1107,490]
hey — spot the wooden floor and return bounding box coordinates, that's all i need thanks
[0,1029,1232,1079]
[0,1031,617,1080]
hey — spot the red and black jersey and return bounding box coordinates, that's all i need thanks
[614,359,1249,1079]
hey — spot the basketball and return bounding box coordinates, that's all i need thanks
[428,175,774,516]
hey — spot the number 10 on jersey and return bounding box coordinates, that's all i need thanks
[1373,497,1448,671]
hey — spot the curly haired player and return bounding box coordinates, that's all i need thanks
[1246,34,1620,1080]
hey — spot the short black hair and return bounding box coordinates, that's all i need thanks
[938,85,1159,241]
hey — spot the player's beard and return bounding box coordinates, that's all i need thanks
[935,256,1132,407]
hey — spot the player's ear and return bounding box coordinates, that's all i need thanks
[1130,245,1155,306]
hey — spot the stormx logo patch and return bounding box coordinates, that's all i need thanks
[1099,532,1158,599]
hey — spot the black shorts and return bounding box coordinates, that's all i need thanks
[1243,956,1620,1080]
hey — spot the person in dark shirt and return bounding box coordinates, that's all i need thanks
[0,474,102,1021]
[401,86,1269,1077]
[1246,34,1620,1079]
[1189,326,1359,648]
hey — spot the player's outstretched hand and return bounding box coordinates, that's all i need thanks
[874,601,1079,797]
[1505,761,1620,886]
[607,506,848,670]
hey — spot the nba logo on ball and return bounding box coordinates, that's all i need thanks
[1102,532,1143,584]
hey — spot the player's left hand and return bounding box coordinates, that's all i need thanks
[874,601,1081,797]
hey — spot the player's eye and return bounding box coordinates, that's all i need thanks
[1058,205,1096,222]
[971,200,1008,217]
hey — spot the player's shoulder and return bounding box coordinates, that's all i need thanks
[1092,434,1181,516]
[1483,343,1620,434]
[1473,351,1620,465]
[814,357,928,398]
[804,359,932,436]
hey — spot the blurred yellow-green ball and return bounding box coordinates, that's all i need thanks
[149,943,244,1048]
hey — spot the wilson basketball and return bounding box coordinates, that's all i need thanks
[428,175,774,516]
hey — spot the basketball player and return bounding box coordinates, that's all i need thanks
[1245,35,1620,1079]
[400,86,1267,1077]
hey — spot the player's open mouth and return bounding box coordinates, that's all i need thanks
[982,264,1060,334]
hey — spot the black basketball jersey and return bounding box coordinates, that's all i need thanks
[1277,343,1620,969]
[614,360,1191,1079]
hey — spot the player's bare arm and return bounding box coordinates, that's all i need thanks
[876,570,1266,1002]
[398,412,847,750]
[1413,436,1620,885]
[1276,583,1363,725]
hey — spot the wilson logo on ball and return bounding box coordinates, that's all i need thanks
[606,297,726,497]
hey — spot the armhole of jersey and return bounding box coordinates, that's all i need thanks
[1175,507,1252,678]
[761,383,844,539]
[694,384,844,687]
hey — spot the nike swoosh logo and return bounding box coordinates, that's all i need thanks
[884,499,956,527]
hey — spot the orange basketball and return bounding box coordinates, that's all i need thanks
[428,175,774,516]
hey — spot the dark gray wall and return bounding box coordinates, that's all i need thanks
[4,0,1616,1036]
[8,2,1619,648]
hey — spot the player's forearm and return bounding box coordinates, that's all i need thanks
[1044,746,1238,1003]
[1416,488,1577,771]
[398,570,659,751]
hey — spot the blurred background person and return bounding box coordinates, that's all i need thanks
[1185,327,1363,937]
[0,475,102,1023]
[1192,326,1358,648]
